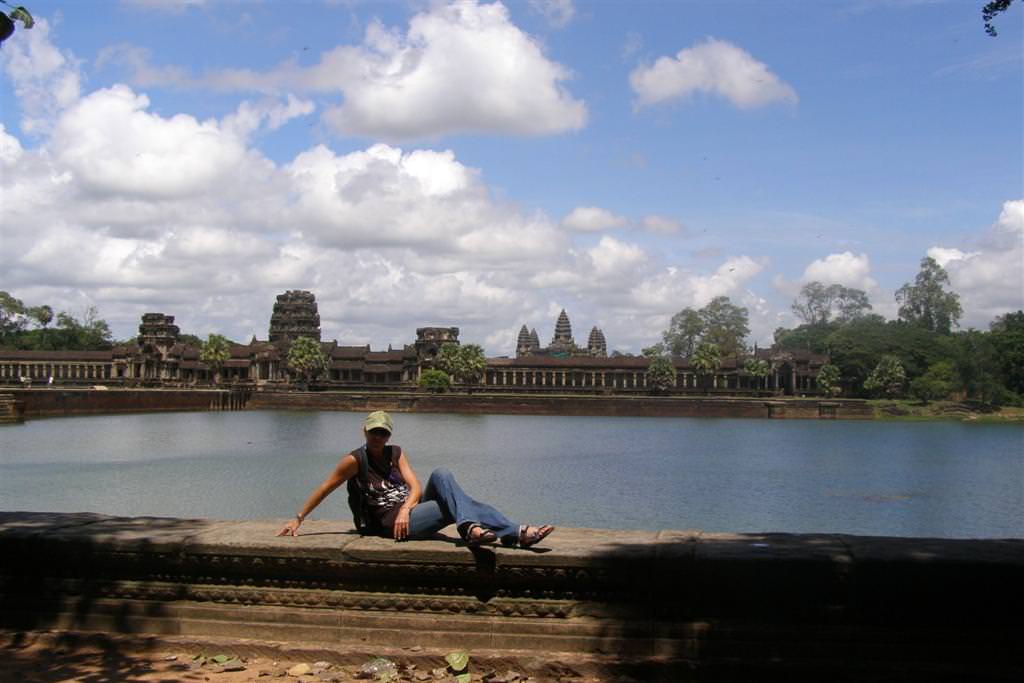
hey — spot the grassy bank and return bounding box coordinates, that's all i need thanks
[868,400,1024,423]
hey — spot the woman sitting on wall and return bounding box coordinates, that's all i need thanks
[277,410,554,548]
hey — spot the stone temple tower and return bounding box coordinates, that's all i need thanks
[587,327,607,357]
[516,325,533,357]
[269,290,321,344]
[137,313,180,354]
[550,309,574,349]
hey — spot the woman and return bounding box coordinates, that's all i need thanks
[277,411,554,548]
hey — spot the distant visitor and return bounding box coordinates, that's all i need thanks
[277,410,554,549]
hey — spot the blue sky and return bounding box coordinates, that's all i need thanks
[1,0,1021,355]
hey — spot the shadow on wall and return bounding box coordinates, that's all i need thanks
[2,513,1022,681]
[580,532,1024,680]
[0,513,213,682]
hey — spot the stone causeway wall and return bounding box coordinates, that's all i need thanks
[7,387,876,420]
[9,387,246,417]
[249,390,875,420]
[1,512,1021,678]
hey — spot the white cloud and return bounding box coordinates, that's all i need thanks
[800,251,878,290]
[0,124,24,164]
[640,215,681,234]
[561,206,628,232]
[689,256,765,307]
[180,0,586,140]
[630,38,797,109]
[0,18,82,135]
[587,236,646,278]
[931,200,1024,327]
[926,246,978,268]
[529,0,576,28]
[327,1,586,139]
[51,85,270,200]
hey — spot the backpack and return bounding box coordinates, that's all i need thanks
[346,445,395,536]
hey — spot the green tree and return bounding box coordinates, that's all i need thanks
[910,361,956,404]
[792,282,872,326]
[0,291,27,344]
[824,314,952,396]
[287,336,328,388]
[773,322,835,354]
[990,311,1024,396]
[200,333,232,384]
[951,329,1007,404]
[743,358,770,391]
[645,355,677,393]
[817,363,842,397]
[437,343,486,385]
[657,298,749,359]
[896,257,962,334]
[47,307,113,350]
[690,342,722,393]
[641,343,665,358]
[864,356,907,398]
[699,296,749,356]
[661,307,704,357]
[28,304,54,349]
[418,368,451,392]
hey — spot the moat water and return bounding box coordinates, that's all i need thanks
[1,411,1021,538]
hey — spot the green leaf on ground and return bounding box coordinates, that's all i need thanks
[445,650,470,672]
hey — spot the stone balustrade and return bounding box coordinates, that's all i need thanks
[1,512,1021,678]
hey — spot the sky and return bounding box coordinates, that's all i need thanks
[1,0,1021,356]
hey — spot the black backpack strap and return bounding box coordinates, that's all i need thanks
[353,446,369,487]
[347,446,374,534]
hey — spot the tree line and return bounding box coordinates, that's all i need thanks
[643,257,1023,405]
[0,292,114,351]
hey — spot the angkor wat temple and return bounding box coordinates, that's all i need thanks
[0,290,827,396]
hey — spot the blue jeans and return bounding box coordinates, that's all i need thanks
[406,468,519,542]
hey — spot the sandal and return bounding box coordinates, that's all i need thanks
[518,524,555,548]
[461,523,497,548]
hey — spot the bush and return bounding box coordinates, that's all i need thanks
[418,369,451,392]
[909,361,955,404]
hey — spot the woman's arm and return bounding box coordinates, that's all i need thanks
[277,453,359,537]
[391,448,421,540]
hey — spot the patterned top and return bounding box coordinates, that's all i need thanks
[360,445,410,529]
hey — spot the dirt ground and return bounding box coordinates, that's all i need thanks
[0,632,630,683]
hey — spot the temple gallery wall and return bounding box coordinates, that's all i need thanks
[0,290,826,397]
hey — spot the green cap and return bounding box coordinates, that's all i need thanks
[363,410,393,434]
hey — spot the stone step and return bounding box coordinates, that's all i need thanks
[1,512,1021,677]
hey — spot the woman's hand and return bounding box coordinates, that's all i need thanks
[277,517,302,537]
[392,507,411,541]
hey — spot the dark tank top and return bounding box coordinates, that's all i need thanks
[359,445,410,530]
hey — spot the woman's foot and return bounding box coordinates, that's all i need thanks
[519,524,555,548]
[460,523,497,548]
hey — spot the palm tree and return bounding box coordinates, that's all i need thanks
[743,358,770,393]
[200,334,231,384]
[691,343,722,394]
[646,355,676,394]
[287,336,328,389]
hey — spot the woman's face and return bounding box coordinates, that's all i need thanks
[364,427,391,451]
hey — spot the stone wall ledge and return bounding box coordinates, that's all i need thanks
[2,512,1022,676]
